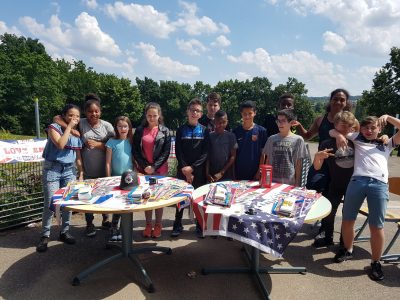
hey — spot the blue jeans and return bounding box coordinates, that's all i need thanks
[343,176,388,228]
[41,160,75,237]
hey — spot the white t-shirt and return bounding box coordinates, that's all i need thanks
[347,132,396,183]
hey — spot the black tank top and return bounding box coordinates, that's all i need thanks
[318,114,334,146]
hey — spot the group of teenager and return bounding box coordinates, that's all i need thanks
[36,90,400,282]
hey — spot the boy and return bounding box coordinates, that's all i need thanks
[312,111,356,248]
[172,98,209,237]
[263,93,295,139]
[332,115,400,282]
[233,101,267,180]
[260,109,307,186]
[206,110,237,182]
[199,92,230,132]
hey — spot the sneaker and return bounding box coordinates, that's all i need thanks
[334,247,353,263]
[59,232,76,245]
[368,261,384,281]
[152,223,162,238]
[85,224,96,237]
[101,220,112,229]
[143,223,152,238]
[108,227,120,242]
[312,237,334,248]
[36,236,49,253]
[171,223,183,237]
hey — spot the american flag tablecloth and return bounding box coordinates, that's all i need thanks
[192,181,318,258]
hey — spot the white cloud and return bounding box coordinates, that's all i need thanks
[19,12,121,56]
[235,71,252,81]
[83,0,98,9]
[211,35,231,48]
[91,55,137,73]
[176,38,208,56]
[175,1,230,36]
[323,31,346,54]
[136,42,200,78]
[228,48,348,95]
[0,20,21,36]
[105,1,175,39]
[282,0,400,57]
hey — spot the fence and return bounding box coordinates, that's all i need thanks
[0,137,177,231]
[0,162,44,230]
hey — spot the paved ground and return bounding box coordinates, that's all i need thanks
[1,142,399,300]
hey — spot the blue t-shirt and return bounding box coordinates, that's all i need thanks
[105,138,133,176]
[42,123,82,164]
[233,124,267,180]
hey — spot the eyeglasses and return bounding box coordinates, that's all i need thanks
[189,109,202,114]
[275,119,288,124]
[117,125,129,129]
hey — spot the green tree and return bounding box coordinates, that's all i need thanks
[0,33,64,134]
[159,80,192,129]
[359,47,400,119]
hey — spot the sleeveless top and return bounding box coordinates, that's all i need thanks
[318,114,334,146]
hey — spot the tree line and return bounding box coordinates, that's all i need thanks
[1,33,399,136]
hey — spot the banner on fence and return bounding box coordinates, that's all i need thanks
[0,138,176,164]
[0,139,47,163]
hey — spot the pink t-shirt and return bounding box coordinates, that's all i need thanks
[142,127,168,175]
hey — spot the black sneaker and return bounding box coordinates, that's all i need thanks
[108,227,120,242]
[369,261,384,281]
[334,247,353,263]
[59,232,76,244]
[85,224,96,237]
[313,237,334,248]
[36,236,49,253]
[101,220,112,229]
[171,223,183,237]
[195,221,204,239]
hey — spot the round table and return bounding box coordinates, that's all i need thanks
[53,177,189,293]
[192,181,332,300]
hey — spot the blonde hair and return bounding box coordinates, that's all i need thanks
[334,111,356,127]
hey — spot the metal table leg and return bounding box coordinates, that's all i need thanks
[72,213,172,292]
[202,246,306,300]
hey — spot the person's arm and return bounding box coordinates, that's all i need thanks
[329,129,348,149]
[190,131,209,169]
[313,148,334,171]
[132,128,149,171]
[54,115,80,137]
[75,149,84,181]
[105,147,112,177]
[295,158,302,186]
[206,159,214,182]
[380,114,400,145]
[48,119,78,149]
[293,116,321,140]
[153,128,171,171]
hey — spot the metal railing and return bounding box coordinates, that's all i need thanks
[0,162,44,230]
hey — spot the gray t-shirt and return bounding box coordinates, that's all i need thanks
[262,133,307,185]
[79,118,115,178]
[208,131,238,180]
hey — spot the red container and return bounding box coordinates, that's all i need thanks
[259,164,272,188]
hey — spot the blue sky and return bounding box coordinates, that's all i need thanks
[1,0,399,96]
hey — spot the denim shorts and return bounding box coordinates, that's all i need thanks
[343,176,388,228]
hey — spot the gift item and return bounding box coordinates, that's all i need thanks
[78,186,92,200]
[120,169,139,190]
[259,164,272,188]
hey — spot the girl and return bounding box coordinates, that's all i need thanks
[105,116,134,241]
[133,102,171,238]
[79,94,115,237]
[36,104,83,253]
